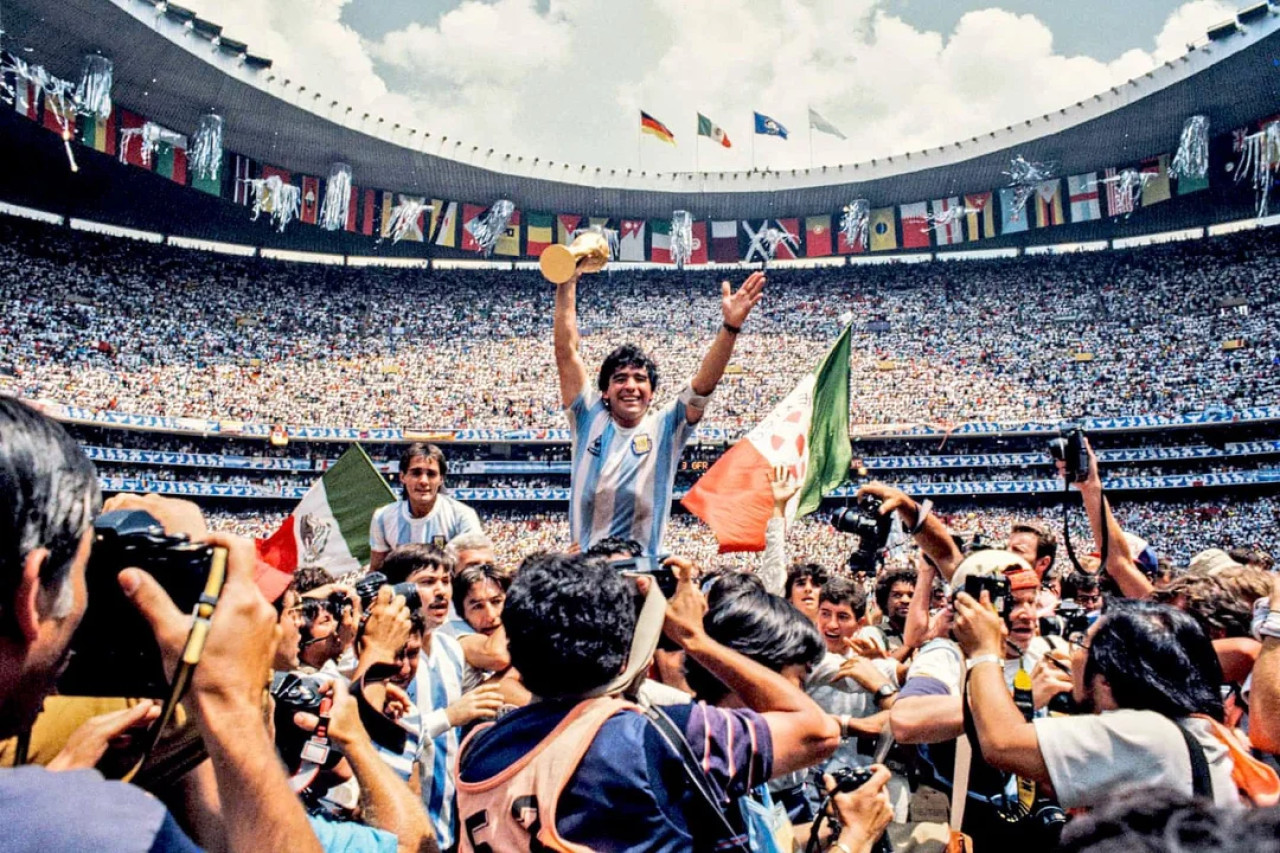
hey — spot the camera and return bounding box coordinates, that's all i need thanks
[1048,425,1089,483]
[270,672,340,773]
[829,765,877,793]
[613,554,678,597]
[833,495,893,575]
[353,571,422,613]
[59,509,224,698]
[1040,599,1091,644]
[962,574,1011,618]
[270,670,328,717]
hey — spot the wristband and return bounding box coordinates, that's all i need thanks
[722,321,742,335]
[965,654,1003,671]
[908,499,933,536]
[679,384,714,409]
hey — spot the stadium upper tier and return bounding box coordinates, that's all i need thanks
[6,0,1280,218]
[1,216,1276,434]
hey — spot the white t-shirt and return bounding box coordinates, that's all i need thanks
[1033,709,1239,810]
[906,636,1051,695]
[368,495,482,553]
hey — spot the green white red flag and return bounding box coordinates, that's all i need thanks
[256,444,396,578]
[682,325,851,551]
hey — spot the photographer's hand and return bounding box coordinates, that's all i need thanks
[952,591,1006,659]
[358,586,412,669]
[121,532,322,853]
[1065,439,1152,600]
[661,557,709,648]
[292,680,366,749]
[47,700,160,773]
[102,493,209,539]
[857,481,962,582]
[823,764,892,853]
[1030,653,1073,710]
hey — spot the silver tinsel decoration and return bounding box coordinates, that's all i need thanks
[319,162,353,232]
[383,197,431,244]
[925,202,971,232]
[464,199,515,255]
[119,121,185,169]
[2,55,79,170]
[190,113,224,183]
[75,54,113,120]
[839,199,870,250]
[1003,156,1057,221]
[1170,115,1209,181]
[1235,122,1280,218]
[671,210,693,269]
[1097,168,1154,218]
[249,175,302,232]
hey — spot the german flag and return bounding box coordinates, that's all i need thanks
[640,110,676,145]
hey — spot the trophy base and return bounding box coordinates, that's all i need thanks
[540,244,577,284]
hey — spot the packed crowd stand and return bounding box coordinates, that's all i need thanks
[5,212,1280,852]
[1,217,1278,432]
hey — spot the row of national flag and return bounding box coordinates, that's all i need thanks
[6,62,1255,258]
[641,108,845,147]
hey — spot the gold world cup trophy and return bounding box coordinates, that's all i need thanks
[539,231,610,285]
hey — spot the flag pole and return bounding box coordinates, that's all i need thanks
[807,107,814,169]
[695,117,701,174]
[637,111,643,171]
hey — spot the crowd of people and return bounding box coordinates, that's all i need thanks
[4,400,1279,853]
[2,216,1277,432]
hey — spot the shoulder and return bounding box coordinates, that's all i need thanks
[0,766,176,849]
[371,501,399,522]
[569,389,603,417]
[309,812,398,853]
[904,639,963,692]
[1034,708,1179,753]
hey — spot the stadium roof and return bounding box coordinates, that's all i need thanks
[8,0,1280,219]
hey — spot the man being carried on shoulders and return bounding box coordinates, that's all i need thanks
[554,270,765,555]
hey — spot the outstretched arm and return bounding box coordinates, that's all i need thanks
[1064,440,1152,600]
[857,481,963,581]
[554,273,590,409]
[687,272,766,424]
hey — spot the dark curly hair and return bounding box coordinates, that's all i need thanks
[874,566,918,613]
[504,552,635,698]
[685,582,824,704]
[784,562,829,601]
[597,344,659,395]
[1085,600,1224,721]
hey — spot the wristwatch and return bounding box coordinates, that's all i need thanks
[874,682,898,703]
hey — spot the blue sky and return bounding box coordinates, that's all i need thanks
[186,0,1238,172]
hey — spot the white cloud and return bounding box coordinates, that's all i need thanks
[175,0,1238,175]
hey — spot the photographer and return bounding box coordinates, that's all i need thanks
[456,552,840,850]
[952,590,1279,810]
[889,550,1061,848]
[854,482,964,582]
[0,399,321,852]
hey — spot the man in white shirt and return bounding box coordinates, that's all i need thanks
[554,269,765,554]
[369,443,482,572]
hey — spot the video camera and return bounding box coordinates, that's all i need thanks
[833,494,893,576]
[59,509,225,698]
[961,573,1012,618]
[353,571,422,613]
[1048,425,1089,482]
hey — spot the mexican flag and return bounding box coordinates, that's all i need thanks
[256,445,396,578]
[682,325,851,551]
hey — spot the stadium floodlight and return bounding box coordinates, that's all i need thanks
[1206,19,1240,40]
[1237,3,1270,24]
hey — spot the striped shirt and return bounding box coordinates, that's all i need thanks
[567,389,694,555]
[412,630,469,851]
[369,495,482,554]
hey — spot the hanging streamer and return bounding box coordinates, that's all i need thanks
[319,163,352,232]
[1234,122,1280,218]
[1003,156,1057,221]
[119,121,186,169]
[671,210,693,269]
[1096,168,1154,218]
[840,199,870,251]
[248,175,302,232]
[190,113,224,183]
[1170,115,1210,181]
[75,54,113,120]
[2,55,79,171]
[382,197,431,244]
[925,203,972,232]
[465,199,515,255]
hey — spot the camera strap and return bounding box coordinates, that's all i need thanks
[122,546,229,784]
[1062,480,1109,576]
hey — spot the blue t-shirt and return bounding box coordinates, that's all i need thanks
[0,765,200,852]
[458,698,772,853]
[308,813,397,853]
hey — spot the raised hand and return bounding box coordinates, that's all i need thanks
[721,271,766,329]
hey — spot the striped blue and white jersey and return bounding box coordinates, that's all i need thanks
[368,495,482,554]
[412,630,468,851]
[567,388,695,555]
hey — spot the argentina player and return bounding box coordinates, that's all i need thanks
[553,269,765,555]
[369,443,483,572]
